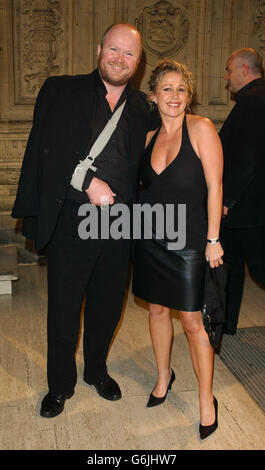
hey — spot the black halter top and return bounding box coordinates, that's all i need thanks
[139,114,208,250]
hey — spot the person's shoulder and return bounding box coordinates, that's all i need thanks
[241,90,265,108]
[42,72,94,93]
[132,89,147,102]
[237,79,265,106]
[130,89,150,113]
[186,113,215,133]
[145,129,158,147]
[245,78,265,95]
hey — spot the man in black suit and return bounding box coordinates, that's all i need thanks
[220,48,265,335]
[12,23,155,417]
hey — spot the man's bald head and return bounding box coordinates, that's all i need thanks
[225,48,263,93]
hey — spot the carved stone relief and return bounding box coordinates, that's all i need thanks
[0,157,22,211]
[134,0,191,93]
[0,139,27,162]
[0,139,27,212]
[255,0,265,62]
[136,0,189,60]
[0,139,26,212]
[13,0,70,103]
[0,166,21,186]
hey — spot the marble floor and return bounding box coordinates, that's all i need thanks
[0,263,264,450]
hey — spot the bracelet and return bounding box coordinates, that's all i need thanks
[207,238,220,244]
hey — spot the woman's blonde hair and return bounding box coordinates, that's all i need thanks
[148,59,194,111]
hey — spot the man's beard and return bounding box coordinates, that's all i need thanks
[98,56,133,86]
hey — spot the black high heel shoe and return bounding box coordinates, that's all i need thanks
[147,369,175,408]
[199,396,218,440]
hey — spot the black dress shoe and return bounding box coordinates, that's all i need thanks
[199,396,218,440]
[88,375,121,401]
[147,369,175,408]
[40,391,74,418]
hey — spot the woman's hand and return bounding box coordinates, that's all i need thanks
[205,242,224,268]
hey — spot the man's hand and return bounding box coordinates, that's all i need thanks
[222,205,229,217]
[84,177,116,206]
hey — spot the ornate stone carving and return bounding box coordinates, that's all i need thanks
[254,0,265,61]
[137,1,189,59]
[0,167,21,186]
[13,0,69,102]
[0,140,27,161]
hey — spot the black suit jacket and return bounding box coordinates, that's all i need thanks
[12,69,156,249]
[219,78,265,228]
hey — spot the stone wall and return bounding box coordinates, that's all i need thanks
[0,0,264,230]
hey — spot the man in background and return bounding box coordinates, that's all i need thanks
[220,48,265,335]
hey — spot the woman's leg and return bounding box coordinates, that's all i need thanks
[149,303,174,397]
[179,310,215,426]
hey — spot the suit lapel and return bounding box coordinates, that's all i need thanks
[73,76,96,129]
[66,74,98,155]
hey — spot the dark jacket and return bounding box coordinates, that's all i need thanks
[219,78,265,228]
[12,69,156,249]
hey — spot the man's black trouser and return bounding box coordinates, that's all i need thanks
[221,226,265,331]
[46,199,131,395]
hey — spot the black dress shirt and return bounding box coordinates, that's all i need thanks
[68,69,134,204]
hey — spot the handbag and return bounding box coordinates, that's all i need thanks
[70,100,126,191]
[201,262,229,353]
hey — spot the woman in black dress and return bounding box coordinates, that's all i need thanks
[132,60,224,439]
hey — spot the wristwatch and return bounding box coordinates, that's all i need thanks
[207,238,220,244]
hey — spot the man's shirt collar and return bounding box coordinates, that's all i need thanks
[234,77,265,101]
[95,68,133,98]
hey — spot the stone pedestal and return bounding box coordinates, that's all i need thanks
[0,246,18,294]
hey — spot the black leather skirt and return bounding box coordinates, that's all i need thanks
[132,237,206,312]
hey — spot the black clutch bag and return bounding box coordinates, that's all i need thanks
[201,262,229,353]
